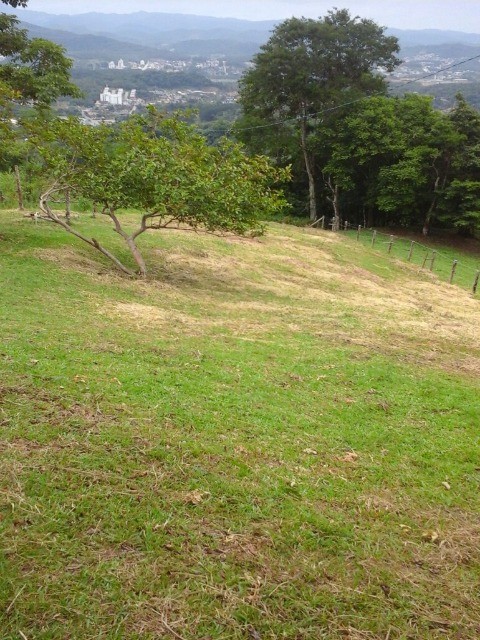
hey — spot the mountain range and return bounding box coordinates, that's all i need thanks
[3,8,480,64]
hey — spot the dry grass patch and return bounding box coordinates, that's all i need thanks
[32,247,110,275]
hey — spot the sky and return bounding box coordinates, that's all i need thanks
[16,1,480,33]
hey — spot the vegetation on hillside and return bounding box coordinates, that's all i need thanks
[30,109,289,277]
[238,9,401,224]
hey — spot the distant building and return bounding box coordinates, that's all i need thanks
[100,86,124,106]
[117,59,125,70]
[108,61,115,69]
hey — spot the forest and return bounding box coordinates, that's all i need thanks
[235,12,480,236]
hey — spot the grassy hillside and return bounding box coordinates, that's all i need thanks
[1,210,479,639]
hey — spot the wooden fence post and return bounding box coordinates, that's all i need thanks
[344,221,349,231]
[407,241,414,262]
[449,260,458,284]
[65,189,71,225]
[388,235,394,254]
[357,225,361,241]
[14,165,24,211]
[422,252,429,269]
[371,230,377,248]
[430,251,437,272]
[473,271,480,295]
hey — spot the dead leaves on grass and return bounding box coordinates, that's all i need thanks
[182,490,210,506]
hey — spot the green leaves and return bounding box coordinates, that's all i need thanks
[0,16,79,107]
[238,9,401,219]
[33,109,290,276]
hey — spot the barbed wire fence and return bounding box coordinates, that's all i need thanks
[311,218,480,296]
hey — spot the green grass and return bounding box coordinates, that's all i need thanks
[345,227,480,293]
[1,210,480,639]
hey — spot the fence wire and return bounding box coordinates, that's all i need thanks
[335,223,480,296]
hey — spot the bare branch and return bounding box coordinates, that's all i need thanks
[39,188,135,276]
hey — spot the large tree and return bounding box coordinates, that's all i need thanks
[238,9,400,223]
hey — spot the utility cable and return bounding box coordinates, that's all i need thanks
[206,52,480,135]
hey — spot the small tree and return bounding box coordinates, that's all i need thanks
[35,110,290,277]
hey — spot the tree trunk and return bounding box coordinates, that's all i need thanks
[325,176,341,231]
[14,165,24,211]
[108,210,148,278]
[299,118,317,221]
[125,236,147,278]
[39,188,135,277]
[423,175,440,236]
[331,184,341,232]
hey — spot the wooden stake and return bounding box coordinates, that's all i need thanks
[388,235,394,254]
[430,251,437,272]
[14,165,24,211]
[344,221,349,231]
[371,230,377,248]
[422,252,429,269]
[449,260,458,284]
[357,225,361,241]
[473,271,480,295]
[407,241,414,262]
[65,189,71,225]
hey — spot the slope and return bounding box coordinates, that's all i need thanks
[0,210,479,639]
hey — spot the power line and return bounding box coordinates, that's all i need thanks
[206,52,480,136]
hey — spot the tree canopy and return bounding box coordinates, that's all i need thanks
[1,0,28,6]
[33,109,290,277]
[0,9,80,170]
[238,9,401,222]
[0,14,80,107]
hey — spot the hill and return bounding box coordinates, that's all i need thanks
[0,209,479,638]
[20,21,168,63]
[6,8,480,59]
[388,27,480,46]
[8,9,276,47]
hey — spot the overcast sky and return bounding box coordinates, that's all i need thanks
[17,1,480,33]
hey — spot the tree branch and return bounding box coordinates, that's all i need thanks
[39,188,135,276]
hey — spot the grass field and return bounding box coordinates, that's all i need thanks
[1,210,479,639]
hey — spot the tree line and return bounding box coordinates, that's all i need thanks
[236,10,480,236]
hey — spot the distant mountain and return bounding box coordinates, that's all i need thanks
[20,21,167,62]
[7,9,276,47]
[169,39,261,60]
[4,8,480,67]
[388,28,480,47]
